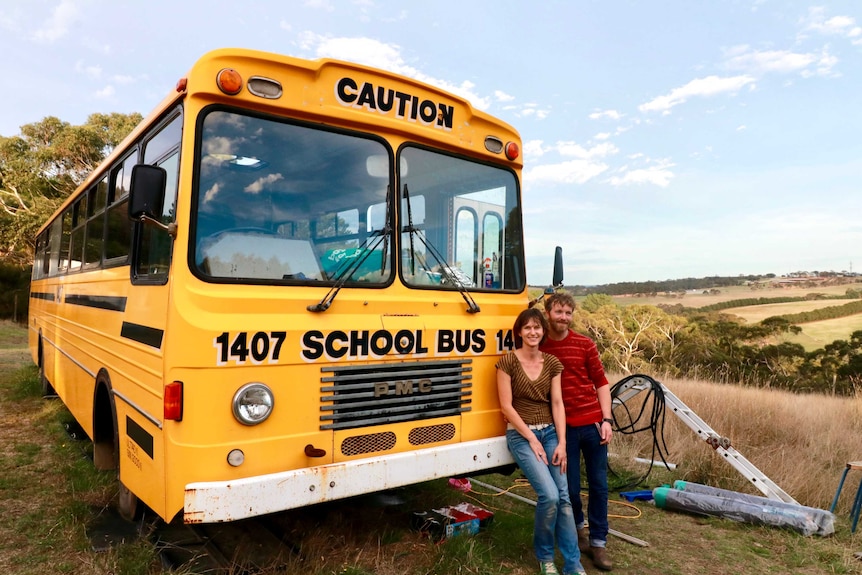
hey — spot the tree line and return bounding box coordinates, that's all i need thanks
[566,273,857,296]
[567,293,862,396]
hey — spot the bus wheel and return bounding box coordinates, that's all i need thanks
[38,347,55,398]
[110,397,141,521]
[117,481,140,522]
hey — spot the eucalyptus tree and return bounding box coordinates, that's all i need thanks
[0,112,142,264]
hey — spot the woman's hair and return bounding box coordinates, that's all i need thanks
[512,307,549,348]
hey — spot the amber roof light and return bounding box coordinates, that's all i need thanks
[217,68,243,95]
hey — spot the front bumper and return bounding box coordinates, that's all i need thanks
[184,436,513,523]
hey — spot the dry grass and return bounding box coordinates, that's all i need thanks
[607,372,862,512]
[609,282,859,308]
[725,300,856,323]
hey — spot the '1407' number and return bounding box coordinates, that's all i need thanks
[214,331,287,365]
[495,329,514,352]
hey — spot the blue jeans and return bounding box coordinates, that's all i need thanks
[566,423,609,547]
[507,427,583,574]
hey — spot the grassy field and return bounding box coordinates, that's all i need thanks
[607,282,859,308]
[782,314,862,349]
[723,300,856,323]
[1,320,860,575]
[603,282,862,351]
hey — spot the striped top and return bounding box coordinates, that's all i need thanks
[540,329,609,427]
[496,351,563,426]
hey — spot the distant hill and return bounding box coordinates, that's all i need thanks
[533,271,860,297]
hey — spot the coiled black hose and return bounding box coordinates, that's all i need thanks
[608,374,674,490]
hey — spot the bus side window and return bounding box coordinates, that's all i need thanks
[104,153,136,264]
[133,152,178,282]
[132,111,181,284]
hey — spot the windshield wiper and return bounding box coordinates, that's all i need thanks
[402,184,480,314]
[308,186,392,313]
[306,228,389,312]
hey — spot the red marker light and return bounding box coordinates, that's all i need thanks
[164,381,183,421]
[505,141,520,161]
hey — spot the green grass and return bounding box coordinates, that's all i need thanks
[783,314,862,351]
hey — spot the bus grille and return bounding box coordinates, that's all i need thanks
[409,423,456,445]
[319,359,472,430]
[341,432,397,456]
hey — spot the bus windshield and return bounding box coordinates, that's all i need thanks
[192,108,524,292]
[398,146,523,292]
[193,109,393,285]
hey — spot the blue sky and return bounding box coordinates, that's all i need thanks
[2,0,861,286]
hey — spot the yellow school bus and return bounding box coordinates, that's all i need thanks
[29,48,527,524]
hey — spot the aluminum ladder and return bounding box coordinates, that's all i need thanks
[612,375,798,504]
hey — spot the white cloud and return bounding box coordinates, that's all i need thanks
[75,60,101,79]
[525,159,609,185]
[722,45,818,74]
[303,0,335,12]
[297,34,491,110]
[112,74,136,85]
[523,140,618,186]
[607,159,675,187]
[33,0,80,43]
[94,85,115,99]
[245,173,284,194]
[512,102,551,119]
[523,140,545,160]
[494,90,515,102]
[639,75,756,114]
[722,44,839,77]
[803,7,862,40]
[588,109,622,121]
[555,141,618,159]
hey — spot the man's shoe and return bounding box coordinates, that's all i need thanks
[539,561,560,575]
[576,527,589,553]
[590,546,613,571]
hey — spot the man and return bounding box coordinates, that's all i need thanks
[540,292,614,571]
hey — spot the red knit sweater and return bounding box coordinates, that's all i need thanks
[540,330,609,427]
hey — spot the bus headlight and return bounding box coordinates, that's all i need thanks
[232,383,274,425]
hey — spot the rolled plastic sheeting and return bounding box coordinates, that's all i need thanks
[653,484,835,536]
[671,480,834,536]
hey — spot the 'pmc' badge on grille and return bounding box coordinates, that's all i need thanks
[374,379,433,397]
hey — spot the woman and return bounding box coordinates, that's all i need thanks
[497,307,587,575]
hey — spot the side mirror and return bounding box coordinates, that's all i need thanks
[531,246,565,308]
[128,164,167,221]
[552,246,564,288]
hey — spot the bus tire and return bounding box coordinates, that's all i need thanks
[113,423,142,521]
[96,373,142,522]
[38,341,56,398]
[117,480,140,522]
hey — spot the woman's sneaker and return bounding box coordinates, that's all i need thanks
[539,561,560,575]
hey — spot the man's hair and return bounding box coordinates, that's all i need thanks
[512,307,549,348]
[544,291,576,312]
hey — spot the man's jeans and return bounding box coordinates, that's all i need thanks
[507,426,583,574]
[566,423,609,547]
